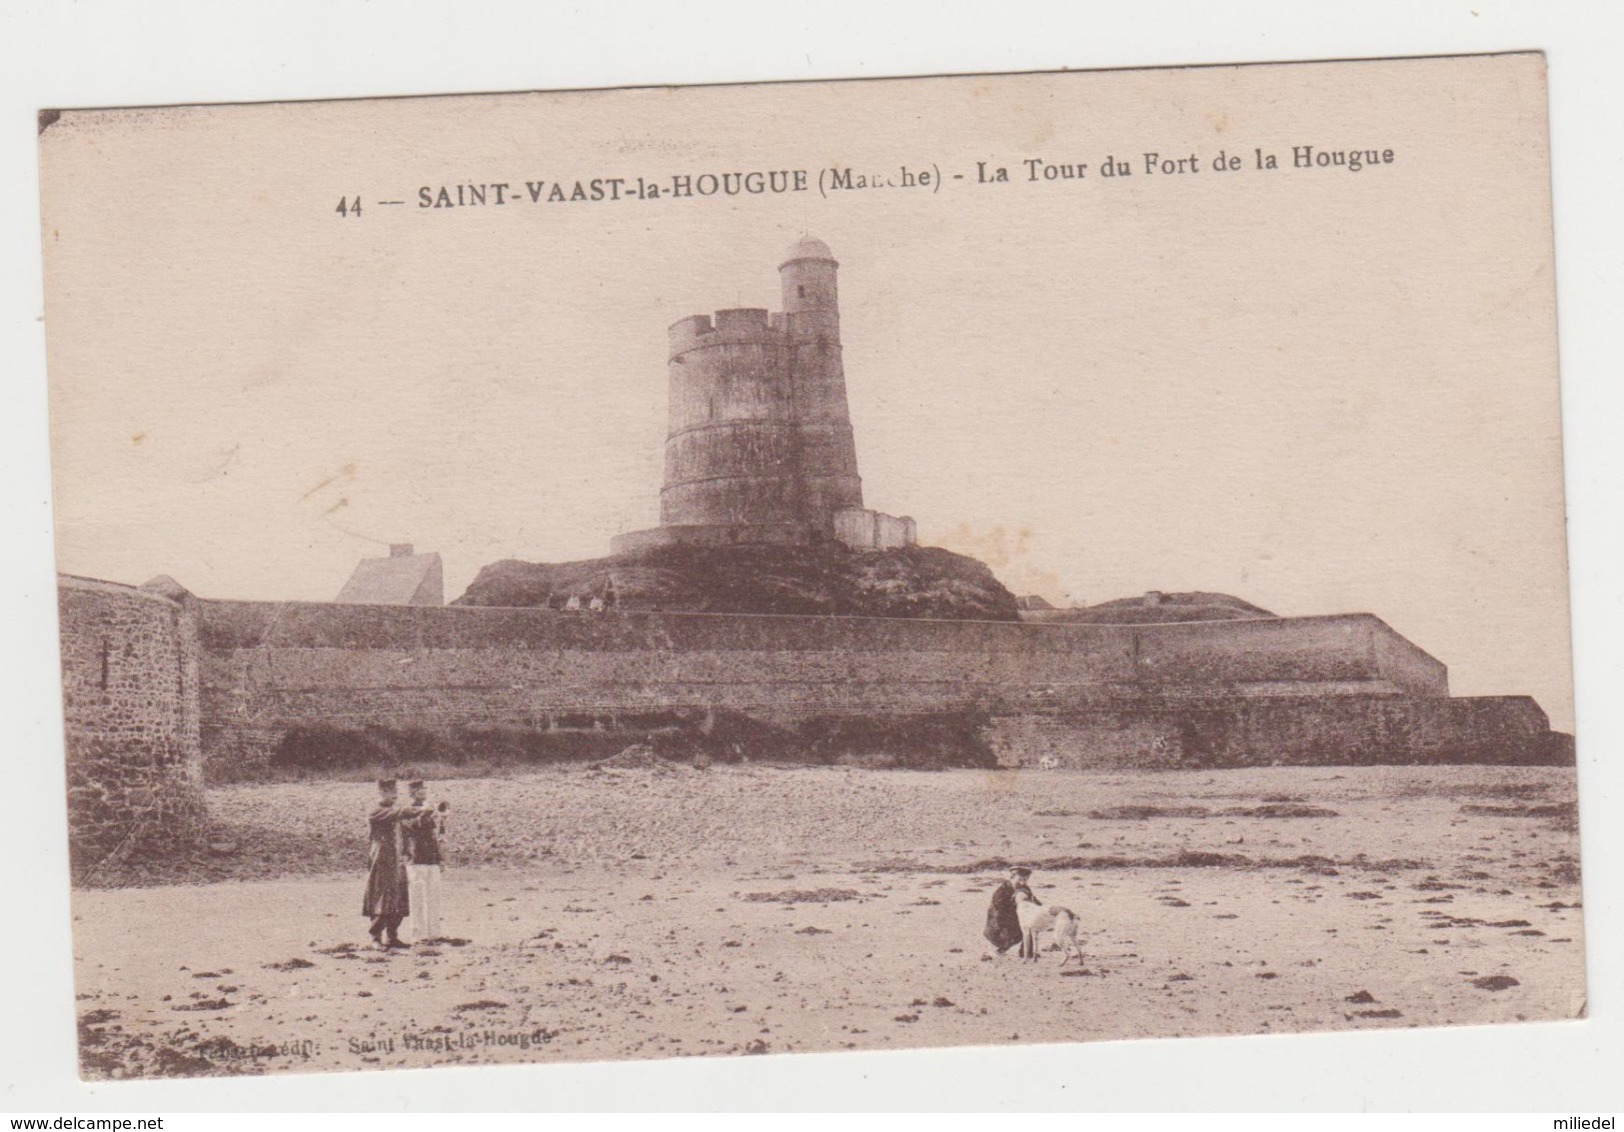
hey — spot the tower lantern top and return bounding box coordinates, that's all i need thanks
[780,236,837,268]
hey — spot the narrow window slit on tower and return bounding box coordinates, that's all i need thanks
[100,638,110,689]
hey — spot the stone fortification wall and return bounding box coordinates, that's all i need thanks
[57,577,207,876]
[660,304,864,532]
[987,696,1569,770]
[663,310,804,527]
[1132,614,1447,694]
[833,508,918,551]
[194,600,1451,773]
[610,521,815,555]
[55,576,1560,785]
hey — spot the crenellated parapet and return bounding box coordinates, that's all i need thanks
[668,308,797,359]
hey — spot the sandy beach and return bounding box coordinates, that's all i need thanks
[70,764,1586,1078]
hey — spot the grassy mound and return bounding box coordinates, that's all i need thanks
[1031,591,1277,624]
[454,541,1020,621]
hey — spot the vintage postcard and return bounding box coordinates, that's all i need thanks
[39,53,1581,1080]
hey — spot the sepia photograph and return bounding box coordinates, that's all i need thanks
[35,50,1586,1086]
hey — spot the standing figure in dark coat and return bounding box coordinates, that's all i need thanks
[984,866,1037,956]
[362,779,410,949]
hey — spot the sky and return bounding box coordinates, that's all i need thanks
[38,56,1574,727]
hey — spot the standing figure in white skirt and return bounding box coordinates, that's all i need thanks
[402,780,447,942]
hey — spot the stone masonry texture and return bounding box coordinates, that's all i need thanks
[58,577,207,877]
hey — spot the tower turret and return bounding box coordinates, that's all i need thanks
[778,237,864,527]
[779,236,840,324]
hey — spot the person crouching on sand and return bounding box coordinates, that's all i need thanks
[402,779,447,942]
[362,779,411,949]
[983,865,1037,957]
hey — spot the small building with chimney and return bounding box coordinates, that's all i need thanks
[335,543,444,606]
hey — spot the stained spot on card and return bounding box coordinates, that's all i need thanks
[935,522,1069,607]
[301,463,359,500]
[207,444,240,480]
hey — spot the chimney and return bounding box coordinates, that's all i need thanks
[389,543,414,558]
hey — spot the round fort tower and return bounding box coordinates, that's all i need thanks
[777,237,865,527]
[656,237,864,537]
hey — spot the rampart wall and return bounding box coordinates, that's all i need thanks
[985,695,1570,769]
[57,577,207,874]
[56,576,1565,792]
[834,508,918,550]
[191,600,1460,773]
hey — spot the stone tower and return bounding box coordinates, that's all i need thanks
[612,238,915,554]
[774,237,865,527]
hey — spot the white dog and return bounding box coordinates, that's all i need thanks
[1037,756,1059,771]
[1014,887,1085,964]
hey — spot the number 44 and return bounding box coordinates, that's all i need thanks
[335,196,363,217]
